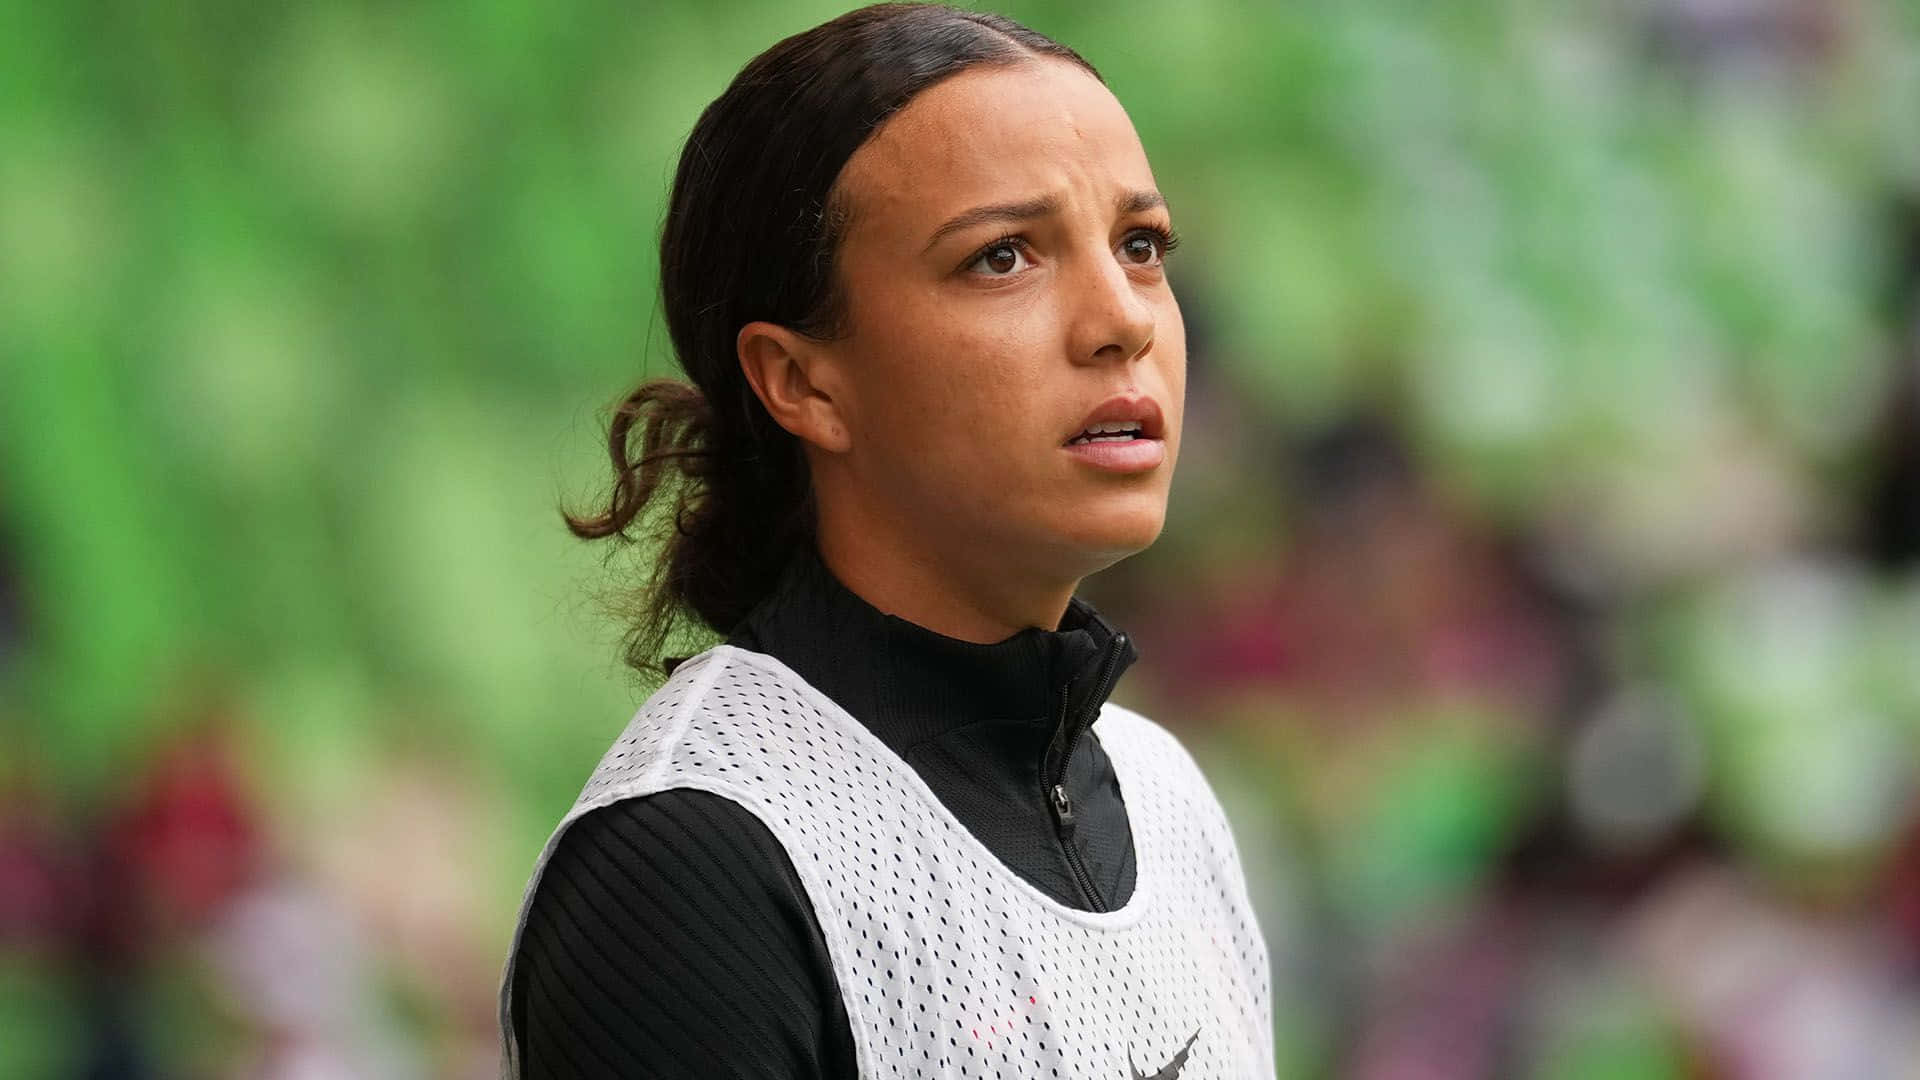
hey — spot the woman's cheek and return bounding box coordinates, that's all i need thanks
[879,379,985,476]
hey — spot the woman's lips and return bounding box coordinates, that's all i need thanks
[1062,436,1164,472]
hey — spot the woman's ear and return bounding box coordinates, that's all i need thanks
[737,320,853,454]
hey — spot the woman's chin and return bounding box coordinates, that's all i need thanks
[1051,503,1167,562]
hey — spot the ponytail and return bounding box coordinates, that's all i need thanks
[561,375,813,679]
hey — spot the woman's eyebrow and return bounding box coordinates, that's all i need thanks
[923,194,1059,253]
[921,189,1167,253]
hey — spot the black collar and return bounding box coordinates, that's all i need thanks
[723,541,1138,774]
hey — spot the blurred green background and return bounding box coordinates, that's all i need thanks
[5,0,1920,1076]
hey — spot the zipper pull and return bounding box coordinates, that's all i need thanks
[1050,783,1075,829]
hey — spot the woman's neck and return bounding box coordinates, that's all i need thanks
[813,517,1078,643]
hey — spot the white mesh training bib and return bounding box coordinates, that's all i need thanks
[500,644,1274,1079]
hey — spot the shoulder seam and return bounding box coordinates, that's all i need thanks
[641,647,733,790]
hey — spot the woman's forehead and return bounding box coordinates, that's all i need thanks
[837,61,1158,242]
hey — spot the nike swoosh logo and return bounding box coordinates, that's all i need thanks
[1128,1027,1201,1080]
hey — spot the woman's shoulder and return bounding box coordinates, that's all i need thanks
[570,646,748,803]
[1094,699,1199,769]
[510,787,852,1077]
[1094,701,1243,835]
[542,787,807,893]
[615,643,811,738]
[515,790,828,1011]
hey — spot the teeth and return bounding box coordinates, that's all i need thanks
[1069,420,1145,445]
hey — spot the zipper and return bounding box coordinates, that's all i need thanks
[1044,630,1129,913]
[1051,779,1103,910]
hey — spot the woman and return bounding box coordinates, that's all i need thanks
[498,4,1272,1077]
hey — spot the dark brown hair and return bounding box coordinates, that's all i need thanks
[560,3,1102,678]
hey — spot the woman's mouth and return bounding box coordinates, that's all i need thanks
[1061,394,1166,472]
[1062,429,1164,472]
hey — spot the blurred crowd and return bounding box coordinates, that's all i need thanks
[1,697,507,1077]
[5,0,1919,1077]
[1124,292,1920,1075]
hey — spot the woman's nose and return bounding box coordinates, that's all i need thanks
[1070,255,1155,366]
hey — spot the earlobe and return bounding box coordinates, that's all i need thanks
[736,320,853,454]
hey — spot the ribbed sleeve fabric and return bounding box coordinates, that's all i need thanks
[512,789,857,1079]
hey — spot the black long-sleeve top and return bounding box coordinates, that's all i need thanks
[509,541,1141,1077]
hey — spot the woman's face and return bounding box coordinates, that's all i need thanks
[820,58,1186,585]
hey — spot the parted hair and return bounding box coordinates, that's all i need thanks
[560,3,1101,677]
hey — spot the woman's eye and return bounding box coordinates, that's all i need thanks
[1120,232,1168,266]
[967,240,1030,277]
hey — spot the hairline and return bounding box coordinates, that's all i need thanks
[804,50,1104,339]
